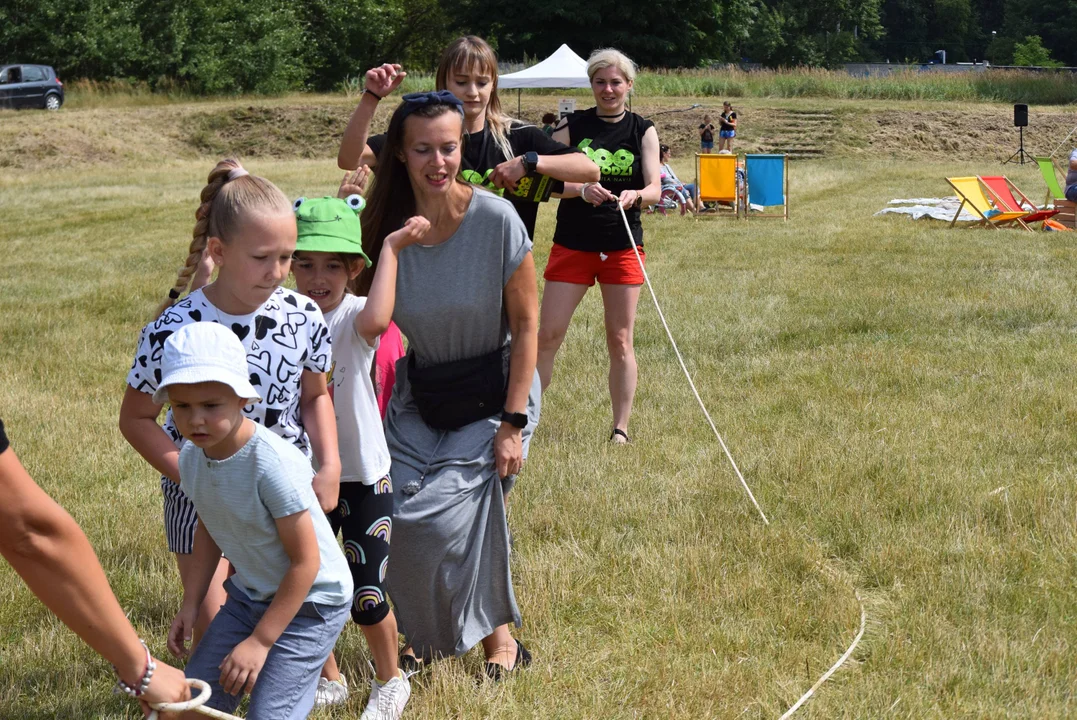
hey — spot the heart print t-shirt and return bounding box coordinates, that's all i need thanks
[126,286,331,457]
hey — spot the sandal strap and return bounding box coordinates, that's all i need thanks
[610,428,630,441]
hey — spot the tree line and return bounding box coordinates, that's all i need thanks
[1,0,1072,94]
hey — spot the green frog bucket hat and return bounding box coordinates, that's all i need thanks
[293,194,373,267]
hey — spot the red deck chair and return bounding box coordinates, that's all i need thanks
[979,176,1059,231]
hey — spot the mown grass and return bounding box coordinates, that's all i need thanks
[62,66,1077,110]
[2,152,1077,718]
[634,67,1077,105]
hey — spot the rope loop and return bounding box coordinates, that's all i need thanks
[148,678,245,719]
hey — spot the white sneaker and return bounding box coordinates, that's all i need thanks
[314,673,349,707]
[359,672,412,720]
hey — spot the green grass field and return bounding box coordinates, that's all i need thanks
[2,101,1077,718]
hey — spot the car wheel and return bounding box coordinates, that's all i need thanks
[45,94,61,110]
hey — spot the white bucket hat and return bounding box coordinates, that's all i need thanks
[153,322,262,405]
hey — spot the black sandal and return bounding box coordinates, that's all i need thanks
[484,640,531,681]
[399,653,424,677]
[610,428,630,444]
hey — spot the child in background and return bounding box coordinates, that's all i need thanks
[292,176,429,720]
[541,112,558,135]
[718,101,738,153]
[159,322,351,719]
[699,114,715,153]
[119,159,340,653]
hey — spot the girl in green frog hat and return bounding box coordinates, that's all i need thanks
[292,172,429,720]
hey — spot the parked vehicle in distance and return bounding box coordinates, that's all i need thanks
[0,65,64,110]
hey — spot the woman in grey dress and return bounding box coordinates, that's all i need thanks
[357,91,540,677]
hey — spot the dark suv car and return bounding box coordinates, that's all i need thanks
[0,65,64,110]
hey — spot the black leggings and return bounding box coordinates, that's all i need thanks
[327,478,393,626]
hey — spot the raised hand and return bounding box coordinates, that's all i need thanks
[337,166,371,199]
[365,63,407,98]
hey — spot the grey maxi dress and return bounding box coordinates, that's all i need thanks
[383,190,541,660]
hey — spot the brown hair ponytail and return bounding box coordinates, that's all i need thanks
[154,158,291,318]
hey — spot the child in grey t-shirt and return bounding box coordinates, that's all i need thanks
[157,322,351,719]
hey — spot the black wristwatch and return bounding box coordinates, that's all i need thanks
[521,151,539,174]
[501,410,528,429]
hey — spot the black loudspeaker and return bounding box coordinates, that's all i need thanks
[1014,103,1028,127]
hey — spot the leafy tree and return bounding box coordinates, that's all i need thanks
[1012,34,1062,67]
[440,0,757,67]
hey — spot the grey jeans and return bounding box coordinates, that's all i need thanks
[185,579,349,719]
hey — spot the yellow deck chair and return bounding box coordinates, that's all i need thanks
[695,154,740,218]
[946,176,1027,229]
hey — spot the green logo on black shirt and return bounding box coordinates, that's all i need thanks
[461,168,505,196]
[579,139,634,177]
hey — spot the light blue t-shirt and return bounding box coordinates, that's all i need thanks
[179,424,352,606]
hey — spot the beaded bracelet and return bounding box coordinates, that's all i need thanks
[114,639,156,698]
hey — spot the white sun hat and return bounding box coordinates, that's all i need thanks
[153,322,262,405]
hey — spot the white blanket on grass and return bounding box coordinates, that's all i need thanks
[875,196,978,222]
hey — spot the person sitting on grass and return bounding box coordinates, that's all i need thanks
[160,322,352,719]
[658,143,696,215]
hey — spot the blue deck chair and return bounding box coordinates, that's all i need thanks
[744,154,789,220]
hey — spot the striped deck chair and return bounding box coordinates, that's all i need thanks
[695,153,740,218]
[945,176,1027,229]
[1036,156,1076,228]
[979,176,1058,231]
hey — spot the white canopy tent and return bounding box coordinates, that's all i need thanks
[499,44,590,114]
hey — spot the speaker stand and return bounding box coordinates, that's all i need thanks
[1004,126,1034,165]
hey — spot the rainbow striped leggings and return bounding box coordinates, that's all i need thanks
[327,477,394,626]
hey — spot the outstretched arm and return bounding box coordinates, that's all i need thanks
[0,435,191,715]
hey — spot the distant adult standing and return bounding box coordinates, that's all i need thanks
[699,114,715,153]
[538,48,661,444]
[718,101,737,153]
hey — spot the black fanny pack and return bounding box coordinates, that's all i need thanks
[407,345,510,430]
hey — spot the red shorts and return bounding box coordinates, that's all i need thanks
[543,244,646,286]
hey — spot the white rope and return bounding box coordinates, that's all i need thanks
[148,678,245,719]
[619,203,869,714]
[778,590,866,718]
[617,204,769,524]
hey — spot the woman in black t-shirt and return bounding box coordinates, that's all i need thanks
[718,101,738,153]
[338,36,598,240]
[537,49,661,445]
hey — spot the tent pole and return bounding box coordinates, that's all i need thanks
[518,89,521,116]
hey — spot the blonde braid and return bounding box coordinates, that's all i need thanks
[153,159,242,319]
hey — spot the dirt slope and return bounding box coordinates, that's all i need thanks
[2,95,1075,170]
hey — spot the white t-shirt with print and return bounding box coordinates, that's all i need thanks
[322,294,391,484]
[126,287,332,457]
